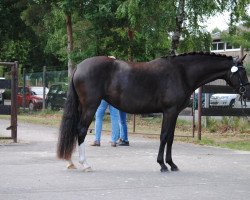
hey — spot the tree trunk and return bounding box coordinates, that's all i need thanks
[171,0,185,55]
[66,15,74,78]
[128,29,134,62]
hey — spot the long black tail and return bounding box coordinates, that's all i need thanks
[57,77,79,160]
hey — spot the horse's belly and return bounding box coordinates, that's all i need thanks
[110,98,162,114]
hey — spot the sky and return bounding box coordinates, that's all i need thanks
[206,6,250,32]
[205,12,230,32]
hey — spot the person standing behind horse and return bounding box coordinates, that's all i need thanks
[91,100,129,147]
[117,111,129,146]
[91,99,119,147]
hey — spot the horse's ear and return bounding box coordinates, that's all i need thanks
[233,56,239,63]
[238,54,247,63]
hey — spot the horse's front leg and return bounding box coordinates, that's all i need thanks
[157,109,178,172]
[165,122,179,171]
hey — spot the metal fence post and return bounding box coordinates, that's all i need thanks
[11,61,18,142]
[133,115,136,133]
[43,66,46,110]
[192,92,195,138]
[197,87,202,140]
[22,68,26,112]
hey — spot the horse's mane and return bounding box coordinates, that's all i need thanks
[162,52,233,60]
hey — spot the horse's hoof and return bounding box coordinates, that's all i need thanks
[160,167,168,173]
[171,166,179,171]
[83,166,93,172]
[67,163,77,169]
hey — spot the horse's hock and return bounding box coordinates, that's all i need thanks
[0,62,18,142]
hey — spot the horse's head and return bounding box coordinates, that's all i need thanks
[226,55,250,100]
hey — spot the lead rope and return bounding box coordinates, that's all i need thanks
[239,91,248,117]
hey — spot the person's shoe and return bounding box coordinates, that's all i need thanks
[117,139,130,146]
[111,142,117,147]
[90,141,100,146]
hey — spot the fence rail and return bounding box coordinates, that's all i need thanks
[197,85,250,140]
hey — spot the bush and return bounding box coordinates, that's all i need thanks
[207,118,219,133]
[2,89,11,99]
[206,117,249,133]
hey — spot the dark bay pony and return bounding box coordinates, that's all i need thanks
[57,52,250,172]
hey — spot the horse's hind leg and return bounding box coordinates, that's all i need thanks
[77,103,99,171]
[157,109,178,172]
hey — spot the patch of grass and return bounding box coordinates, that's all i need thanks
[1,112,250,151]
[221,141,250,151]
[0,110,63,127]
[207,118,219,133]
[206,117,250,134]
[194,137,216,146]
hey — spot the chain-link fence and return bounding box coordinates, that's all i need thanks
[19,67,68,112]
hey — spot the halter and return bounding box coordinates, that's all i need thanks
[230,64,250,107]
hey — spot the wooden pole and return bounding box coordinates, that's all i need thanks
[11,62,18,142]
[42,66,46,110]
[197,87,202,140]
[22,68,26,112]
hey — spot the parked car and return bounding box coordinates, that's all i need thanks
[17,86,49,111]
[234,95,250,108]
[46,83,68,110]
[0,89,4,105]
[210,93,237,108]
[0,77,5,105]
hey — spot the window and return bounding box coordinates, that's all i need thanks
[218,42,224,50]
[211,42,224,51]
[212,43,217,51]
[211,41,241,52]
[50,85,60,94]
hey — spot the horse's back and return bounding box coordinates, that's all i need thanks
[74,56,114,81]
[76,56,112,72]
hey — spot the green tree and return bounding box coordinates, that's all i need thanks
[3,0,249,76]
[0,0,31,63]
[222,14,250,49]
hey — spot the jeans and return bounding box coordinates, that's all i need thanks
[119,111,128,141]
[94,100,120,143]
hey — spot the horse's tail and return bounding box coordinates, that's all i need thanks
[57,76,79,160]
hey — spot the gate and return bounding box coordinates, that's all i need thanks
[197,85,250,140]
[0,62,18,142]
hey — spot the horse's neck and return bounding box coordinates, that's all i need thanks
[183,57,232,90]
